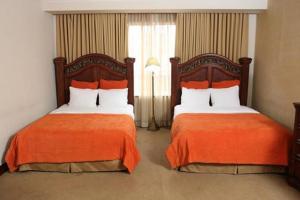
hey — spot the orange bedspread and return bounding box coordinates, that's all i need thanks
[5,114,140,173]
[166,113,291,169]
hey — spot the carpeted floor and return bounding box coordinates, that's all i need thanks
[0,128,299,200]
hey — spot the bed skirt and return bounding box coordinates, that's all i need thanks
[18,160,126,173]
[179,163,286,174]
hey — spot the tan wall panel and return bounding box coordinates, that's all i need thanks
[253,0,300,128]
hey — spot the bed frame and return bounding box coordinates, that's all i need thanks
[54,54,135,107]
[170,53,252,117]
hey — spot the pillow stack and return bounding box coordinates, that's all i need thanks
[98,79,128,107]
[68,79,128,108]
[181,80,241,107]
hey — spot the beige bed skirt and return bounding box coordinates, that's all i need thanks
[179,163,287,174]
[19,160,126,173]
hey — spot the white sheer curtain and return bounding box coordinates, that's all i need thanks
[128,14,176,127]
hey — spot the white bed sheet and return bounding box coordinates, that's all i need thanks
[51,104,135,119]
[174,105,258,118]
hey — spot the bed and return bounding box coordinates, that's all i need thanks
[166,53,291,174]
[5,53,140,173]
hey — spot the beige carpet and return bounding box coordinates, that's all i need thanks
[0,128,299,200]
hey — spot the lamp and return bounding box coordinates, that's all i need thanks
[145,57,160,131]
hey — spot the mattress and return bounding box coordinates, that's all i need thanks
[173,105,258,118]
[51,104,135,119]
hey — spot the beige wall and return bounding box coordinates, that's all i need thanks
[253,0,300,128]
[0,0,56,163]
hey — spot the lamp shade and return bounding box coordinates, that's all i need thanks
[145,57,160,73]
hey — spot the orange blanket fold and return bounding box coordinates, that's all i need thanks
[5,114,140,173]
[166,113,291,169]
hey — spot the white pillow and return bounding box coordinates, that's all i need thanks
[181,87,210,107]
[69,87,98,108]
[210,86,240,107]
[99,88,128,107]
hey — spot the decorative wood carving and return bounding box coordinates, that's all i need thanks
[170,53,252,117]
[179,55,241,74]
[54,54,135,107]
[65,57,127,75]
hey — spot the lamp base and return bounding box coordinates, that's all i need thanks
[147,116,160,131]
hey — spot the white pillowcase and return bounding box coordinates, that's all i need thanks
[181,87,210,107]
[99,88,128,107]
[210,86,240,107]
[69,87,98,108]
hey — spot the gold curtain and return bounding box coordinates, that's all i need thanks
[175,13,248,62]
[128,14,176,127]
[56,13,128,63]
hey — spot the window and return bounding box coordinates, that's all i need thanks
[128,23,176,96]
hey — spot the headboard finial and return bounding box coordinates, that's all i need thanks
[124,57,135,106]
[54,57,67,107]
[239,57,252,65]
[238,57,252,106]
[170,57,180,64]
[124,57,135,64]
[54,57,67,65]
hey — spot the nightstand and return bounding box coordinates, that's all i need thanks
[288,102,300,190]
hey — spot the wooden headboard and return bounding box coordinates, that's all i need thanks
[170,53,252,117]
[53,53,135,107]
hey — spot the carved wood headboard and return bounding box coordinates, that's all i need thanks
[53,53,135,107]
[170,53,252,117]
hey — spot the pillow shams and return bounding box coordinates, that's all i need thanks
[210,86,240,107]
[99,88,128,107]
[212,80,240,88]
[69,87,98,107]
[181,87,210,107]
[181,81,209,89]
[71,80,98,89]
[99,79,128,89]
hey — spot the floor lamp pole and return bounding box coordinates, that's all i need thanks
[148,71,159,131]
